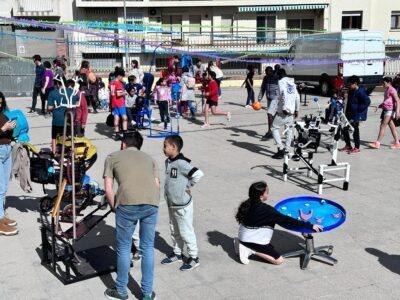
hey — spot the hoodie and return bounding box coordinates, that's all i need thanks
[277,77,300,115]
[345,86,371,122]
[164,153,204,207]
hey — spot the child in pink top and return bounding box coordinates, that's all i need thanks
[154,77,171,129]
[369,77,400,149]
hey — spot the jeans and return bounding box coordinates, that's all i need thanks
[343,121,360,149]
[31,86,43,111]
[168,201,198,258]
[216,78,222,97]
[188,100,197,117]
[157,101,170,124]
[272,114,294,150]
[115,204,158,298]
[0,145,12,219]
[246,87,255,106]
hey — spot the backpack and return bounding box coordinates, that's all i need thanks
[185,76,196,89]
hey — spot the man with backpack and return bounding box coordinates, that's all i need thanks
[271,69,300,159]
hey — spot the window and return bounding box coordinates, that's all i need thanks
[391,11,400,29]
[221,14,233,34]
[287,19,314,40]
[162,15,183,40]
[126,13,143,32]
[342,11,362,29]
[189,15,201,33]
[256,15,276,44]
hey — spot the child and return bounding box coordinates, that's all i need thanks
[325,90,344,124]
[47,79,80,153]
[171,77,181,106]
[242,65,255,108]
[368,77,400,149]
[109,68,128,139]
[180,66,196,119]
[98,82,109,111]
[125,86,137,127]
[153,78,171,129]
[234,181,322,265]
[161,135,204,271]
[202,71,231,129]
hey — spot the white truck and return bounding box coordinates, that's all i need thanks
[282,30,385,95]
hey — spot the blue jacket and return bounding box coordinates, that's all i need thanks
[345,86,371,122]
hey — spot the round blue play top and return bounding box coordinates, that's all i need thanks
[274,196,346,233]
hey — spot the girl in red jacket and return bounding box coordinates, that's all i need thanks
[202,71,231,129]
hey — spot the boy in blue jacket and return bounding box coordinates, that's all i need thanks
[340,75,371,154]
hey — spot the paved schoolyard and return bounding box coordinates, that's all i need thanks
[0,88,399,300]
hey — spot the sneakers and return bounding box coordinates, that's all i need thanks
[142,292,157,300]
[227,112,232,122]
[104,288,128,300]
[27,110,36,115]
[0,223,18,236]
[161,253,183,265]
[201,123,210,129]
[180,257,200,271]
[0,217,17,227]
[348,147,361,154]
[244,105,251,109]
[238,243,255,265]
[339,145,352,152]
[261,132,273,141]
[391,142,400,149]
[272,149,285,159]
[368,141,380,149]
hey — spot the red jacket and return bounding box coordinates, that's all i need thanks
[205,80,219,102]
[75,93,88,126]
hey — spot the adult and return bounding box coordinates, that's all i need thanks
[258,66,279,140]
[208,61,224,99]
[167,55,180,75]
[0,92,18,236]
[29,55,45,114]
[242,65,255,108]
[129,59,144,84]
[79,60,98,113]
[103,131,160,300]
[41,61,54,115]
[202,71,231,129]
[340,75,371,154]
[271,69,300,159]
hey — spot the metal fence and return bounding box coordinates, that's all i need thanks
[0,58,35,97]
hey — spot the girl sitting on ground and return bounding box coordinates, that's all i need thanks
[234,181,322,265]
[369,77,400,149]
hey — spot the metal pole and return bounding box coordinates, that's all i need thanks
[123,0,129,69]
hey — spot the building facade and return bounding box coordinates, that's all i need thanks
[1,0,399,72]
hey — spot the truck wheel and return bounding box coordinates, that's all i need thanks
[319,80,330,97]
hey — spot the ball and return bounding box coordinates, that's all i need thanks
[252,102,262,111]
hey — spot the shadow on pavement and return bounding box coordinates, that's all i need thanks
[94,122,114,139]
[5,195,48,213]
[207,230,238,262]
[226,139,275,157]
[365,248,400,276]
[154,231,173,256]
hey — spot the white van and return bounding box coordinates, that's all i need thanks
[282,30,385,95]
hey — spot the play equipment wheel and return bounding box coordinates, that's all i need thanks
[39,196,55,213]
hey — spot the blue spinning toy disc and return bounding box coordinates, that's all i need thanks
[274,196,346,233]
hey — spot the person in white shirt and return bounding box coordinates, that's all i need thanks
[129,59,144,84]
